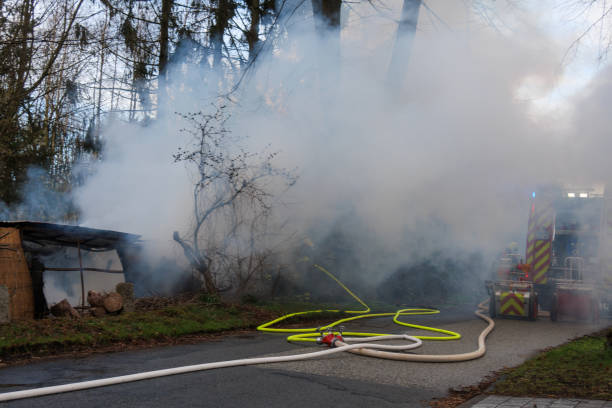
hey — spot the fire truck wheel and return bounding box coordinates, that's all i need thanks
[529,296,538,321]
[550,294,558,322]
[489,295,496,318]
[591,299,600,323]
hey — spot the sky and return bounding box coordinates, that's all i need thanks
[486,1,609,116]
[419,1,612,115]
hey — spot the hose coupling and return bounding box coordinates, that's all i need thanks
[330,335,344,348]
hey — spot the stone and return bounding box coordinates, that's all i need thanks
[116,282,135,313]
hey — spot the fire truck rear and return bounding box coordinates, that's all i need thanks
[486,184,612,321]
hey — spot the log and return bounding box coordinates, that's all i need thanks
[116,283,134,313]
[50,299,80,318]
[103,292,123,313]
[91,306,106,317]
[87,290,105,307]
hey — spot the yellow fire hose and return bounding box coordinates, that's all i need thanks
[0,264,495,402]
[257,264,462,343]
[257,264,494,361]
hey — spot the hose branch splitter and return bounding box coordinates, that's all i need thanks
[316,325,345,347]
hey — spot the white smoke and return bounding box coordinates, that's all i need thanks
[74,0,612,292]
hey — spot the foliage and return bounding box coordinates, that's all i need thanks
[377,251,486,305]
[0,0,293,218]
[0,0,91,212]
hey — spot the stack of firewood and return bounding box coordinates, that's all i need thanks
[48,282,135,319]
[49,291,125,318]
[87,290,124,316]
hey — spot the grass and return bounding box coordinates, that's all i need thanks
[0,296,467,362]
[0,299,352,362]
[491,329,612,400]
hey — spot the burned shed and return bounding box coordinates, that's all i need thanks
[0,222,141,320]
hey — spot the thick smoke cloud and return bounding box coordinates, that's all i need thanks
[0,167,76,222]
[74,1,612,296]
[568,64,612,187]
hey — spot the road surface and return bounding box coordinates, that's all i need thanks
[0,305,608,407]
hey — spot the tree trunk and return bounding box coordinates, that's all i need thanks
[311,0,341,55]
[211,0,235,69]
[310,0,341,103]
[158,0,172,112]
[97,10,109,131]
[311,0,341,31]
[110,56,118,111]
[199,264,218,295]
[247,0,260,62]
[173,231,219,295]
[387,0,421,84]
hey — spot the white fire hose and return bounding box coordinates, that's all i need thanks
[0,300,495,402]
[343,299,495,362]
[0,334,422,402]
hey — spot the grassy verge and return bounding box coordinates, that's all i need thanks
[0,298,351,363]
[490,328,612,400]
[430,328,612,407]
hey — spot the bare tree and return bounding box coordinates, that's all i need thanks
[561,0,612,62]
[172,106,295,295]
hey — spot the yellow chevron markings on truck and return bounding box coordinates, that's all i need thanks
[500,292,525,316]
[535,241,551,259]
[537,210,552,226]
[535,252,550,270]
[534,266,548,284]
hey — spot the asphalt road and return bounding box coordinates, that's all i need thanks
[0,306,608,408]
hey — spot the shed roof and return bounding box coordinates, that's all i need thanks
[0,221,141,250]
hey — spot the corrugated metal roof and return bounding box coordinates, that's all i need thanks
[0,221,141,250]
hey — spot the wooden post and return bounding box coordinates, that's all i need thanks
[77,240,84,308]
